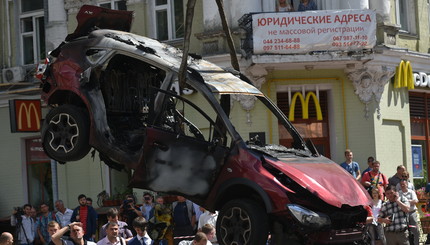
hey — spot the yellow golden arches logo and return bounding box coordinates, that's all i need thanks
[288,92,323,122]
[394,60,414,90]
[18,102,41,130]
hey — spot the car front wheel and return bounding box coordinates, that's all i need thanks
[42,104,91,162]
[216,199,269,245]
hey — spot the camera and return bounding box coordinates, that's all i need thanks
[14,206,24,214]
[123,199,133,209]
[14,207,24,223]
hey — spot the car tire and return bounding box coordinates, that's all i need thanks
[42,104,91,162]
[216,199,269,245]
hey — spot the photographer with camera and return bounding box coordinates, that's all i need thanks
[11,204,35,245]
[119,195,142,235]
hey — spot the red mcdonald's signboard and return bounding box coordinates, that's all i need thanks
[9,99,42,132]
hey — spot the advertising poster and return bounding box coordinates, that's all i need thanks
[252,9,376,54]
[412,144,423,179]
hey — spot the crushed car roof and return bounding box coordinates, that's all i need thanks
[87,29,264,96]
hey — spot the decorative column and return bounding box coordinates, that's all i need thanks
[231,64,267,125]
[346,65,395,119]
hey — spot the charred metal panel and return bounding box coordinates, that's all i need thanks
[90,30,263,95]
[131,127,227,197]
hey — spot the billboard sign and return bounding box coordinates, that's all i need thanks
[252,9,376,54]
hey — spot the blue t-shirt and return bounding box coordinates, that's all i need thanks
[362,167,372,175]
[340,161,359,178]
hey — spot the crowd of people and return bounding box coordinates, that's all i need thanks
[4,148,425,245]
[7,193,218,245]
[340,149,422,245]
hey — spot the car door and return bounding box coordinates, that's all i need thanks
[131,87,229,198]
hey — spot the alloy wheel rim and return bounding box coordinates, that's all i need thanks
[48,113,79,153]
[220,207,252,245]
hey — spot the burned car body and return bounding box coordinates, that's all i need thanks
[38,5,371,245]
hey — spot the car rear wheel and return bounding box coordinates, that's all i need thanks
[42,104,91,162]
[217,199,269,245]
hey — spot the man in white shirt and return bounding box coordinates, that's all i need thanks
[197,208,217,231]
[99,208,133,242]
[399,180,419,245]
[97,222,125,245]
[10,204,35,245]
[55,200,73,228]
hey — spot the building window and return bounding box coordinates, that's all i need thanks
[99,0,127,10]
[395,0,416,34]
[154,0,184,41]
[20,0,45,65]
[21,0,43,12]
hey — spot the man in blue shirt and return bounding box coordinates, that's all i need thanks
[362,156,375,175]
[140,193,154,222]
[340,149,361,181]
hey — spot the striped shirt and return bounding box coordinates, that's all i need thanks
[378,196,409,232]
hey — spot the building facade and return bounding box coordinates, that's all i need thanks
[0,0,430,218]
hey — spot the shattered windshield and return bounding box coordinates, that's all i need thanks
[226,94,311,157]
[178,82,310,156]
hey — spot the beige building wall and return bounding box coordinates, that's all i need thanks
[374,82,412,177]
[0,105,39,217]
[56,156,106,210]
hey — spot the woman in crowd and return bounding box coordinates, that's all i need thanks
[369,188,386,245]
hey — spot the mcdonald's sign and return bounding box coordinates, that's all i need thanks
[394,60,414,90]
[288,92,323,122]
[9,99,42,132]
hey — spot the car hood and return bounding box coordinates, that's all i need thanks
[264,156,371,208]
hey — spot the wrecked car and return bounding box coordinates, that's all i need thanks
[38,5,371,245]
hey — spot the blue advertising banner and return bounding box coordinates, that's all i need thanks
[412,144,423,179]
